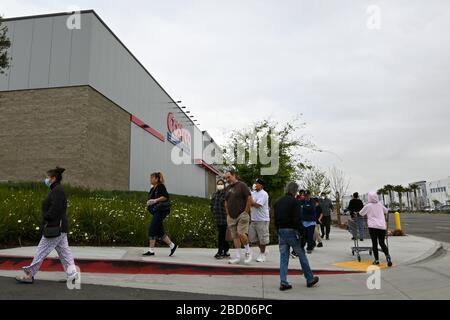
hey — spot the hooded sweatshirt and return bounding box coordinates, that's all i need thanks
[359,192,388,230]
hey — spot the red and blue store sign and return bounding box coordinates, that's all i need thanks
[167,112,191,155]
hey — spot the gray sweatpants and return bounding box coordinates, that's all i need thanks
[23,233,77,277]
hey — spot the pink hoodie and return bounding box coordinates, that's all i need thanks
[359,192,388,230]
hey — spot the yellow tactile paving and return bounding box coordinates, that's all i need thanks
[334,260,393,271]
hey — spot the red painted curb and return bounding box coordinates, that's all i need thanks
[0,255,363,276]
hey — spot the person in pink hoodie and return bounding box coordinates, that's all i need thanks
[359,192,393,267]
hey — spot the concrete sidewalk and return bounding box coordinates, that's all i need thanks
[0,227,445,299]
[0,228,439,271]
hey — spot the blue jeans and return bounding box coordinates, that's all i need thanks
[278,228,314,285]
[357,216,365,239]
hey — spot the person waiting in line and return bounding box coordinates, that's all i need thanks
[16,167,78,284]
[319,192,333,240]
[210,179,230,259]
[359,192,393,267]
[224,169,253,265]
[313,197,324,248]
[143,172,178,257]
[274,182,319,290]
[291,189,306,258]
[348,192,365,241]
[249,178,270,262]
[301,190,317,254]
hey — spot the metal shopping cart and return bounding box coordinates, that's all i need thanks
[347,215,372,262]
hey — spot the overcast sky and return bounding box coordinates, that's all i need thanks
[2,0,450,194]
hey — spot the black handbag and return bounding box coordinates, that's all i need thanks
[43,221,61,238]
[148,200,172,215]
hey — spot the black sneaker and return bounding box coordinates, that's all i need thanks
[279,283,292,291]
[214,253,224,259]
[307,249,312,254]
[142,251,155,256]
[307,276,319,288]
[223,252,231,258]
[169,244,178,256]
[326,236,330,240]
[290,250,298,258]
[387,256,393,267]
[351,237,355,240]
[360,239,364,241]
[372,260,380,265]
[317,242,323,248]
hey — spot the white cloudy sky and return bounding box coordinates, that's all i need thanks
[2,0,450,194]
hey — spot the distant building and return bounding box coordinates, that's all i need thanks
[426,177,450,208]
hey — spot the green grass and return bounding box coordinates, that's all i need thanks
[0,182,216,248]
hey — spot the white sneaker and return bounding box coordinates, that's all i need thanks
[228,257,241,264]
[244,252,252,264]
[256,254,266,262]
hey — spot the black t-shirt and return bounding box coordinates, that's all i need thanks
[148,184,170,200]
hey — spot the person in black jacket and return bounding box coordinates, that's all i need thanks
[274,182,319,291]
[301,190,317,254]
[210,179,230,259]
[348,192,365,241]
[142,172,178,257]
[16,167,78,284]
[313,197,324,248]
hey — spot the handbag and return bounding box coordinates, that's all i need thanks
[43,220,61,238]
[148,200,172,215]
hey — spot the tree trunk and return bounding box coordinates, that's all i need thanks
[413,190,418,211]
[336,192,341,225]
[406,192,410,211]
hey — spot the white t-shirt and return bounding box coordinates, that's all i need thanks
[251,190,270,222]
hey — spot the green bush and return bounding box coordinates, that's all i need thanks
[0,182,216,248]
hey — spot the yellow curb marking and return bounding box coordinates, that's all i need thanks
[334,260,392,271]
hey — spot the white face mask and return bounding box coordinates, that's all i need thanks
[217,184,224,191]
[252,184,257,191]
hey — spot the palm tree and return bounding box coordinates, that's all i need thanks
[393,185,405,211]
[409,184,420,211]
[404,187,412,211]
[377,188,388,206]
[384,184,395,207]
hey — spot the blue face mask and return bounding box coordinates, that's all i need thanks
[44,178,52,187]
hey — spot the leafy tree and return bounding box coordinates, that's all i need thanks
[299,166,331,198]
[223,117,316,203]
[0,16,11,74]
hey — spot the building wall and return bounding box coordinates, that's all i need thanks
[0,86,130,190]
[0,14,92,91]
[426,177,450,207]
[0,11,218,197]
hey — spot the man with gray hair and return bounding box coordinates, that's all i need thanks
[274,181,319,290]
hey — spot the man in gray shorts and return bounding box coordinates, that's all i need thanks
[224,169,252,265]
[249,178,270,262]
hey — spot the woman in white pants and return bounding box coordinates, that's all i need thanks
[16,167,78,284]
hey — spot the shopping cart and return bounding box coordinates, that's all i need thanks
[347,216,372,262]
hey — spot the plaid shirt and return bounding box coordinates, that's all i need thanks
[210,190,227,226]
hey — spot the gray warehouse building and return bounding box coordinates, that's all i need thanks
[0,10,221,197]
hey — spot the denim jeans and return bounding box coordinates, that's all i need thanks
[278,228,314,285]
[356,216,365,239]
